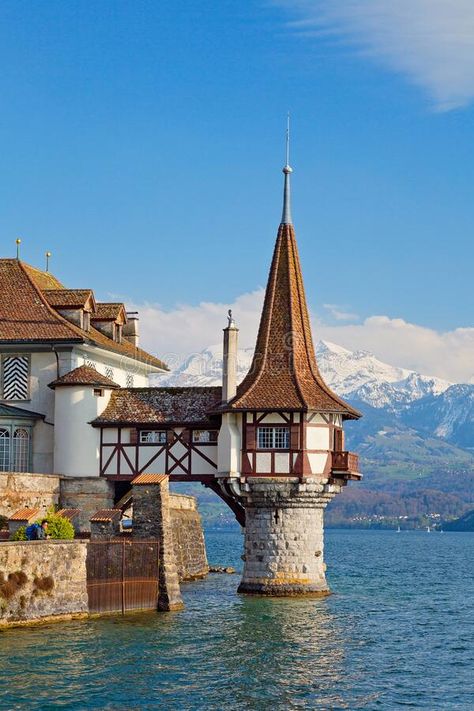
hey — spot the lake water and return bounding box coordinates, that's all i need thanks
[1,529,473,710]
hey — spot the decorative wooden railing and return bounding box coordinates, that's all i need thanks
[331,451,360,474]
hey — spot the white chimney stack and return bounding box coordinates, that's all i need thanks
[222,310,239,402]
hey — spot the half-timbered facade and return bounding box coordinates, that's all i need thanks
[0,146,361,524]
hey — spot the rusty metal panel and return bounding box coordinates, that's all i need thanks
[86,540,159,614]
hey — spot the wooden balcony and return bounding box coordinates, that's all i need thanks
[331,451,361,480]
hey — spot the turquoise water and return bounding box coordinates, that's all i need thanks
[1,529,473,710]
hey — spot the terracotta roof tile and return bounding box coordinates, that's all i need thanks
[23,263,63,289]
[9,507,39,521]
[132,473,168,485]
[43,289,96,309]
[48,365,121,389]
[224,224,361,420]
[93,386,222,425]
[89,509,121,522]
[0,259,167,371]
[93,303,126,321]
[56,509,81,519]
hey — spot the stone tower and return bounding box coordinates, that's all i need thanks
[218,138,362,596]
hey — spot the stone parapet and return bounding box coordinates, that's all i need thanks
[236,477,342,597]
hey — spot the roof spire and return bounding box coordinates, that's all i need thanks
[281,113,293,225]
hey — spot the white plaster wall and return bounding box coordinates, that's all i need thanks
[74,346,158,387]
[102,428,118,444]
[274,452,290,474]
[31,420,54,473]
[306,426,330,450]
[54,386,113,477]
[309,414,327,425]
[139,448,166,473]
[258,413,288,424]
[256,453,271,473]
[191,448,218,475]
[218,412,241,476]
[3,350,75,474]
[308,453,329,475]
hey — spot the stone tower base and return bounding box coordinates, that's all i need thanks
[237,477,342,597]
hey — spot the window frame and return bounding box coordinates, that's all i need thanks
[256,425,290,451]
[192,430,219,445]
[139,430,167,445]
[0,423,32,472]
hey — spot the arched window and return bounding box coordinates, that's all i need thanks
[0,428,10,471]
[12,428,30,472]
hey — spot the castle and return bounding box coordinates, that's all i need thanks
[0,152,361,596]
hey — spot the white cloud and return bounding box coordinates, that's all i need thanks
[276,0,474,110]
[323,303,359,321]
[130,290,474,383]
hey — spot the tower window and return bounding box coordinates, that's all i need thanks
[257,426,290,450]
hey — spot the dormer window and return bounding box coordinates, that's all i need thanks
[114,323,122,343]
[83,311,91,332]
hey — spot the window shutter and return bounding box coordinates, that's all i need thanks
[290,425,299,450]
[2,355,29,400]
[334,429,344,452]
[246,425,256,449]
[129,428,138,444]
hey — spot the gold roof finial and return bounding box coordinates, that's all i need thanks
[15,238,21,260]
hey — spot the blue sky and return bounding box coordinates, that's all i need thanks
[1,1,473,379]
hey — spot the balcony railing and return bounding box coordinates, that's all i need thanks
[331,451,360,477]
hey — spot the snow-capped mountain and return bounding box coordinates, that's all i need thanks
[157,340,474,453]
[406,384,474,449]
[158,339,450,412]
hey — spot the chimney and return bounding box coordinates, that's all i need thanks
[123,312,139,347]
[222,310,239,402]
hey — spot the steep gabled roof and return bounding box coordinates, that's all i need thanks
[0,259,168,371]
[224,169,360,420]
[49,365,121,390]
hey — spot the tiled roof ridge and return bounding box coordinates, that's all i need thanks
[286,225,307,408]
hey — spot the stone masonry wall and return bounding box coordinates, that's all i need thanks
[238,477,343,596]
[60,477,115,532]
[0,473,60,520]
[0,541,88,627]
[170,494,209,581]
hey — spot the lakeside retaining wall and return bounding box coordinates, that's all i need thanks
[170,494,209,581]
[0,541,88,627]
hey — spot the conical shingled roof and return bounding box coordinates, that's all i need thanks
[227,203,360,419]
